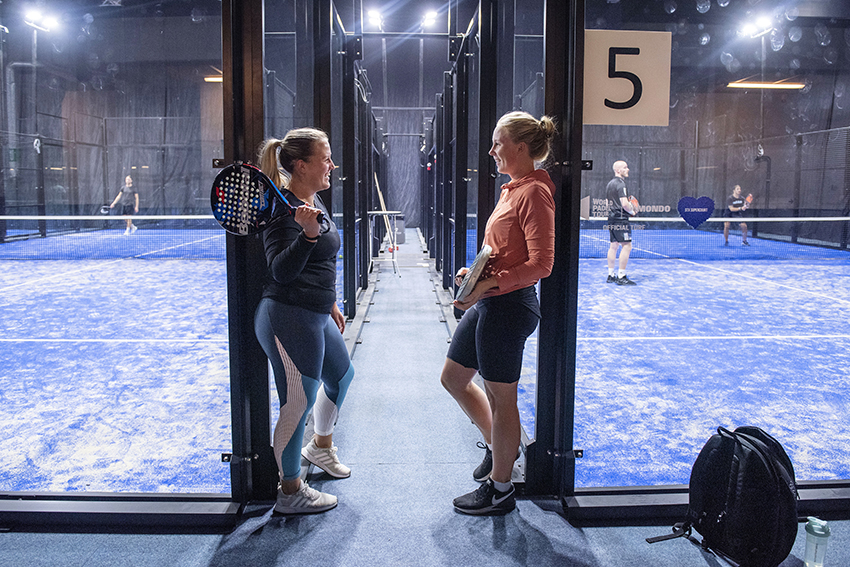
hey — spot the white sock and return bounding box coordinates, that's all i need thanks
[486,442,493,451]
[608,268,616,277]
[618,269,626,278]
[311,386,339,437]
[493,479,512,492]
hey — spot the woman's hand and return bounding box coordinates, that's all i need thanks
[452,277,498,311]
[331,303,346,334]
[294,204,323,239]
[454,267,469,287]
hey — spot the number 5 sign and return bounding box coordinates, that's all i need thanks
[583,30,672,126]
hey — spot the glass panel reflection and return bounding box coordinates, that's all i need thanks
[0,1,228,493]
[577,0,850,488]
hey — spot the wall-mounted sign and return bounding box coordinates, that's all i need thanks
[584,30,672,126]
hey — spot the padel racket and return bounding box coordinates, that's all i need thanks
[211,161,325,236]
[743,193,753,210]
[455,244,492,302]
[628,196,640,216]
[99,205,111,215]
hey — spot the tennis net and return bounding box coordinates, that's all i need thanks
[0,215,225,260]
[580,215,850,261]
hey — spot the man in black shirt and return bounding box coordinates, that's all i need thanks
[724,184,750,246]
[606,160,638,285]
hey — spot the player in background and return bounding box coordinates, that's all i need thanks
[724,184,750,246]
[606,160,638,285]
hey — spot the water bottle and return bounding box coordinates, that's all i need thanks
[804,516,830,567]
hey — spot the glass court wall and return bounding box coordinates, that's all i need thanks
[576,0,850,488]
[0,1,229,494]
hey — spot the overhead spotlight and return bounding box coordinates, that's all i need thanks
[742,16,773,38]
[25,9,42,22]
[367,10,383,29]
[422,11,438,28]
[24,8,58,32]
[740,24,757,37]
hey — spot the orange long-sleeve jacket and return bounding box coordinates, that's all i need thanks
[482,168,556,296]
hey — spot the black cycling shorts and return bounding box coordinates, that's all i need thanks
[446,286,540,384]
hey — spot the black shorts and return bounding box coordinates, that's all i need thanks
[446,286,540,384]
[121,204,135,215]
[608,218,631,243]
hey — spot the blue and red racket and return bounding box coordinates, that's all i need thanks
[211,161,325,236]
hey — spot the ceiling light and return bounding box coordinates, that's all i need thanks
[726,81,805,90]
[367,10,383,28]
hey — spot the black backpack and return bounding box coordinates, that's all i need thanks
[647,426,799,567]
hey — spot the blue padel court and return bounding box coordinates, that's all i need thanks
[2,223,848,493]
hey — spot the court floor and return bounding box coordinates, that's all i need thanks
[1,228,849,493]
[518,255,850,487]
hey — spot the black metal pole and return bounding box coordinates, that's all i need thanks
[527,0,583,500]
[222,0,277,504]
[342,33,358,318]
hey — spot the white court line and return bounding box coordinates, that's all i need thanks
[580,232,850,306]
[0,234,225,293]
[580,334,850,341]
[133,234,223,258]
[0,338,227,343]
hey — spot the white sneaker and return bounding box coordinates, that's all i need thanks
[130,224,137,234]
[301,438,351,478]
[123,228,130,235]
[274,481,337,514]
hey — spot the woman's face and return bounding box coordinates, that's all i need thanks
[298,140,335,191]
[489,126,524,178]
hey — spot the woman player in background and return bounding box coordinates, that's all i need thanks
[109,175,139,235]
[440,111,557,515]
[254,128,355,514]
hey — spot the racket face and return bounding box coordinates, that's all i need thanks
[629,196,640,215]
[211,163,273,235]
[455,245,492,302]
[745,194,753,203]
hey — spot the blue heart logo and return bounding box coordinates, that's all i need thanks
[677,196,715,229]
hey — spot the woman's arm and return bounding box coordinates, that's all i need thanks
[491,185,556,293]
[264,217,317,285]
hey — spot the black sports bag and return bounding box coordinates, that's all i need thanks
[647,426,799,567]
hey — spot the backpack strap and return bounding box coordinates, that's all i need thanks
[646,522,691,544]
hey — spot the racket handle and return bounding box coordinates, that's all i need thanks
[282,201,324,224]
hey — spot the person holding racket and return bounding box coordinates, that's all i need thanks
[724,184,750,246]
[440,111,556,515]
[109,175,139,235]
[253,128,355,515]
[606,160,638,285]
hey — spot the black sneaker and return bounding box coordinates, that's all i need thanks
[453,479,516,515]
[616,275,637,286]
[742,241,750,246]
[606,275,616,283]
[473,442,492,482]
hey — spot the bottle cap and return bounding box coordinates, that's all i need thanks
[806,516,831,537]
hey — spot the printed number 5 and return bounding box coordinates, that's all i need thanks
[605,47,642,110]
